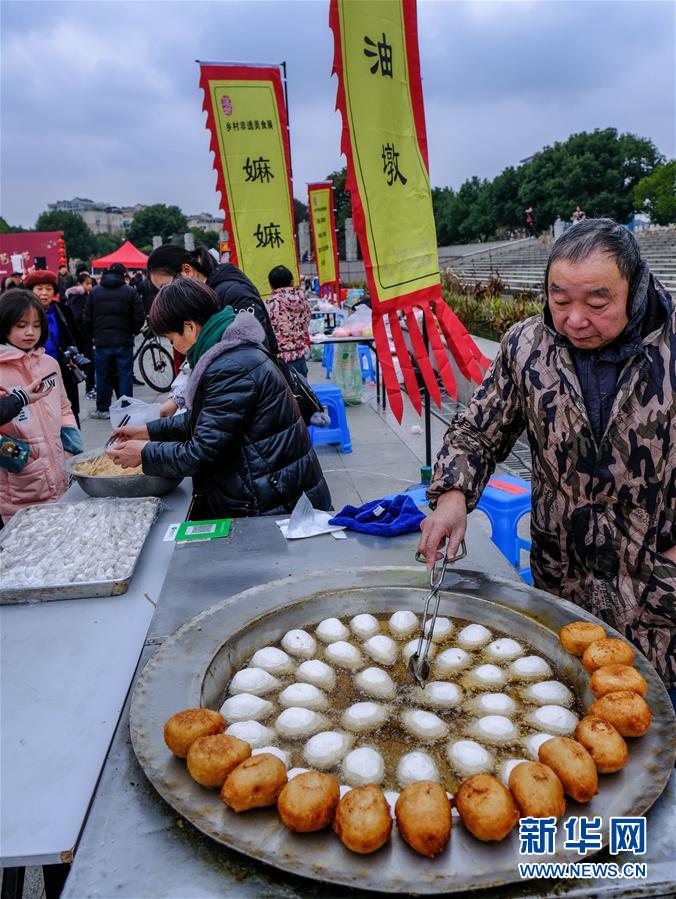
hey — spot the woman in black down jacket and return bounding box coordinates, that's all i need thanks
[108,279,331,519]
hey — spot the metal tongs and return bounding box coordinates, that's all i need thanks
[104,414,130,450]
[408,540,467,687]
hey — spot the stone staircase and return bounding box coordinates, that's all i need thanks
[443,229,676,294]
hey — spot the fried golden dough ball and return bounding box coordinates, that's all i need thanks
[333,784,392,853]
[395,781,452,857]
[582,638,634,673]
[589,664,647,698]
[186,734,251,788]
[508,761,566,819]
[588,690,652,737]
[164,708,226,758]
[574,716,628,774]
[538,737,598,803]
[559,621,606,657]
[277,771,340,832]
[455,774,519,842]
[220,753,287,812]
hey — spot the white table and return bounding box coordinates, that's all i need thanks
[0,481,191,868]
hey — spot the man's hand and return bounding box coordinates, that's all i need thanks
[111,423,149,442]
[107,439,147,468]
[0,379,54,404]
[418,489,468,570]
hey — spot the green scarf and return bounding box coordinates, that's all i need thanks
[187,307,236,368]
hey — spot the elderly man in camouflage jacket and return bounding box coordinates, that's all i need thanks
[419,219,675,688]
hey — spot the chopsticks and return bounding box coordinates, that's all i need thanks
[104,414,130,450]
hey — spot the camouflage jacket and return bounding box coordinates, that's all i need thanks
[428,276,675,686]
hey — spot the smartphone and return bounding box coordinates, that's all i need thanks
[39,372,57,391]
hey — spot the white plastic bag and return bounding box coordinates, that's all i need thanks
[110,395,162,427]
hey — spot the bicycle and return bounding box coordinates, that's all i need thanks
[133,322,175,393]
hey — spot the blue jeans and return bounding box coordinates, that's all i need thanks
[95,346,134,412]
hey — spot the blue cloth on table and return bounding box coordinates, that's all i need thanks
[329,494,425,536]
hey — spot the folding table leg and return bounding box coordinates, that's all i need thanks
[0,867,25,899]
[42,863,69,899]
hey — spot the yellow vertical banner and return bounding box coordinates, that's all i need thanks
[330,0,489,421]
[198,63,299,297]
[308,182,339,287]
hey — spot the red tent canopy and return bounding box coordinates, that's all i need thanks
[91,240,148,270]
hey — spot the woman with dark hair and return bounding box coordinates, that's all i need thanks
[146,244,279,353]
[65,272,95,396]
[0,290,82,522]
[23,269,85,426]
[108,279,330,519]
[267,264,312,376]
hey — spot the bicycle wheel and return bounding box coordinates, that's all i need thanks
[139,342,175,393]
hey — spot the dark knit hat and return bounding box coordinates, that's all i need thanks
[107,262,127,276]
[24,269,58,289]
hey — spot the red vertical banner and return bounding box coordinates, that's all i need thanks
[198,62,299,296]
[308,181,340,292]
[330,0,489,421]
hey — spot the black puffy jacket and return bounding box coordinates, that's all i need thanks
[142,313,331,519]
[84,272,145,347]
[207,264,279,354]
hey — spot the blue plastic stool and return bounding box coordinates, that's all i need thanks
[357,344,376,384]
[308,383,352,453]
[322,343,335,378]
[476,475,532,581]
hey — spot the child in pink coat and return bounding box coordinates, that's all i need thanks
[0,289,82,523]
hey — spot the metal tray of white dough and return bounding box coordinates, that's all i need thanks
[129,567,676,895]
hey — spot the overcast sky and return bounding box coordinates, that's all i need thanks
[2,0,674,228]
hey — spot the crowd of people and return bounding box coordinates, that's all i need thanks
[0,248,326,526]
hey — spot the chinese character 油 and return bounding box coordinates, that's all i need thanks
[519,817,557,855]
[610,818,646,855]
[382,143,407,186]
[243,157,274,184]
[254,222,284,249]
[563,816,603,855]
[363,33,393,77]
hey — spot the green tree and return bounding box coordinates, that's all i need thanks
[634,160,676,225]
[323,167,353,258]
[34,210,98,261]
[189,227,220,249]
[93,233,126,258]
[0,216,25,234]
[127,204,187,247]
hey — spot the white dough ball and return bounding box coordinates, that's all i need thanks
[229,668,281,696]
[350,613,380,640]
[415,681,463,709]
[523,732,556,760]
[353,667,396,701]
[339,784,351,798]
[434,647,471,675]
[467,693,518,717]
[275,707,329,739]
[295,659,336,691]
[252,745,290,767]
[456,623,492,649]
[397,751,439,787]
[468,715,519,745]
[362,634,398,666]
[341,702,389,733]
[249,646,295,676]
[342,747,385,786]
[484,638,523,661]
[401,709,448,742]
[288,767,309,780]
[523,681,574,707]
[388,610,418,639]
[509,656,552,680]
[424,617,453,642]
[383,790,400,815]
[225,720,275,748]
[497,757,530,788]
[281,629,317,659]
[402,639,437,662]
[446,739,494,777]
[315,617,350,643]
[303,731,353,769]
[278,683,329,711]
[464,664,506,690]
[219,693,274,722]
[325,640,363,670]
[526,705,579,735]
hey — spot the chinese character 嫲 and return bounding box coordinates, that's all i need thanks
[363,33,393,77]
[382,143,407,186]
[243,157,275,184]
[254,222,285,249]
